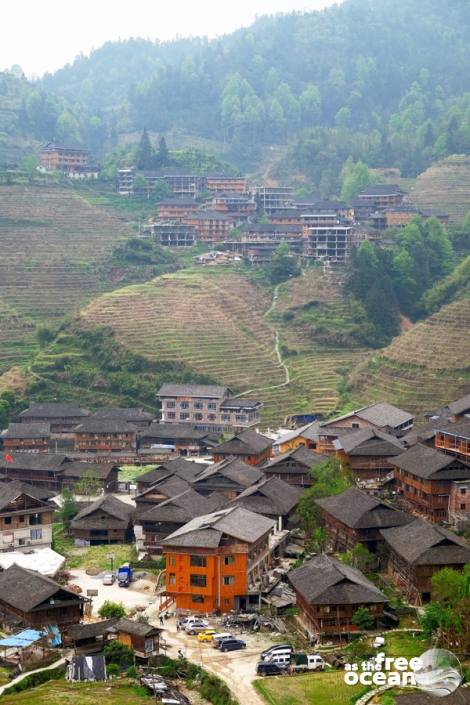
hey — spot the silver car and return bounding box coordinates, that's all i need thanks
[102,573,115,585]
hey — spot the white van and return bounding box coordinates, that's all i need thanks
[267,652,292,667]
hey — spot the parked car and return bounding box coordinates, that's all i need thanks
[180,616,209,628]
[212,633,233,647]
[198,629,217,642]
[219,638,246,653]
[261,643,293,660]
[186,622,212,635]
[102,573,115,585]
[372,636,385,649]
[256,661,286,676]
[289,653,326,672]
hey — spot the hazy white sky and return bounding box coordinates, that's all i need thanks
[2,0,338,77]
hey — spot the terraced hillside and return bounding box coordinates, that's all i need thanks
[349,296,470,417]
[410,155,470,223]
[0,300,36,373]
[74,267,366,427]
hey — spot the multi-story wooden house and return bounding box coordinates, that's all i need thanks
[207,192,256,220]
[93,407,154,430]
[0,483,54,552]
[39,143,89,174]
[138,422,218,456]
[192,457,265,499]
[70,495,134,546]
[211,429,273,466]
[204,175,247,194]
[381,518,470,603]
[333,428,406,481]
[391,443,470,522]
[448,480,470,530]
[161,506,275,613]
[19,403,90,434]
[145,221,195,247]
[447,393,470,421]
[230,476,302,530]
[434,419,470,463]
[357,184,405,210]
[186,211,233,244]
[262,446,327,487]
[0,564,87,627]
[1,423,51,453]
[156,198,199,219]
[316,487,412,554]
[135,458,206,494]
[254,186,295,214]
[156,173,202,197]
[158,384,262,432]
[288,554,387,641]
[0,454,118,492]
[224,224,303,263]
[73,418,136,453]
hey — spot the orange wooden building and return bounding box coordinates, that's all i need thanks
[211,429,272,466]
[161,506,274,612]
[434,419,470,463]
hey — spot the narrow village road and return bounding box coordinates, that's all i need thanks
[0,656,66,696]
[235,282,290,398]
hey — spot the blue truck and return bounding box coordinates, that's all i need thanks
[117,564,133,587]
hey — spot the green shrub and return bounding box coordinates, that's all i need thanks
[2,666,65,695]
[107,663,120,677]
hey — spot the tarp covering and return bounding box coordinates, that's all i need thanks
[0,629,45,648]
[66,654,107,681]
[0,548,65,577]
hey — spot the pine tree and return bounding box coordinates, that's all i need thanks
[136,128,153,170]
[157,136,169,166]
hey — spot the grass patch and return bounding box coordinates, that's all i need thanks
[384,632,430,660]
[253,670,364,705]
[0,678,153,704]
[66,543,135,571]
[119,465,156,483]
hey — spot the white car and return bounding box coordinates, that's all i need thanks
[373,636,385,649]
[102,573,115,585]
[180,616,209,628]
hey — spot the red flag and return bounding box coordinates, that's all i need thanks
[5,454,13,463]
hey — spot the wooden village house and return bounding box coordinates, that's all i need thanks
[1,423,51,453]
[19,403,90,434]
[108,618,163,659]
[0,482,54,551]
[333,428,407,481]
[70,495,134,546]
[380,518,470,603]
[262,446,327,487]
[288,554,388,641]
[73,417,137,453]
[211,429,272,466]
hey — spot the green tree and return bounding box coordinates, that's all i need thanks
[300,85,322,127]
[266,242,300,284]
[296,457,352,538]
[340,157,374,201]
[58,488,78,531]
[99,601,126,619]
[352,606,375,630]
[136,128,153,170]
[340,543,375,574]
[75,471,102,497]
[157,136,169,167]
[22,155,39,181]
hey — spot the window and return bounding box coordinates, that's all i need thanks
[352,422,360,429]
[180,402,189,409]
[195,413,203,421]
[169,556,176,566]
[18,538,26,546]
[4,517,11,525]
[166,401,175,408]
[194,402,203,410]
[221,414,230,422]
[168,573,176,585]
[223,576,235,585]
[192,595,204,603]
[167,412,176,420]
[461,503,467,510]
[461,488,467,495]
[19,515,24,523]
[224,555,234,565]
[235,415,246,422]
[190,555,207,567]
[30,528,42,540]
[208,403,216,411]
[208,414,216,422]
[180,413,190,421]
[190,574,207,587]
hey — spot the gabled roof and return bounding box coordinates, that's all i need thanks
[358,184,404,196]
[435,419,470,442]
[193,457,264,487]
[391,444,470,480]
[139,422,211,441]
[71,495,133,529]
[448,393,470,417]
[61,462,118,480]
[0,453,67,473]
[19,403,90,420]
[231,477,302,516]
[381,518,470,566]
[0,483,51,512]
[68,618,118,641]
[334,428,405,456]
[161,506,274,548]
[136,474,193,501]
[93,407,154,422]
[2,423,50,439]
[139,488,221,524]
[0,479,54,502]
[212,429,272,456]
[158,384,230,399]
[219,398,262,410]
[74,418,136,434]
[288,554,387,605]
[0,564,85,612]
[110,618,162,637]
[316,487,412,530]
[321,402,413,430]
[263,446,327,471]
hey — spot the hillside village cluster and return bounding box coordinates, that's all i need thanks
[0,384,469,666]
[39,143,449,264]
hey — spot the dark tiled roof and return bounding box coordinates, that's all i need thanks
[241,224,302,233]
[288,554,387,605]
[0,479,54,501]
[161,506,274,548]
[94,407,154,422]
[335,428,405,456]
[2,423,50,439]
[436,419,470,441]
[137,475,192,500]
[231,477,302,516]
[381,518,470,566]
[322,402,413,430]
[158,384,229,399]
[219,398,262,410]
[212,429,272,456]
[0,453,67,472]
[358,184,404,196]
[263,447,328,471]
[71,495,133,530]
[391,444,470,480]
[68,618,118,640]
[19,403,90,420]
[157,198,197,206]
[139,422,210,441]
[194,457,264,488]
[111,618,162,637]
[139,488,219,524]
[61,462,118,480]
[0,483,51,512]
[448,393,470,416]
[188,211,231,221]
[0,564,84,611]
[316,487,412,530]
[74,418,136,434]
